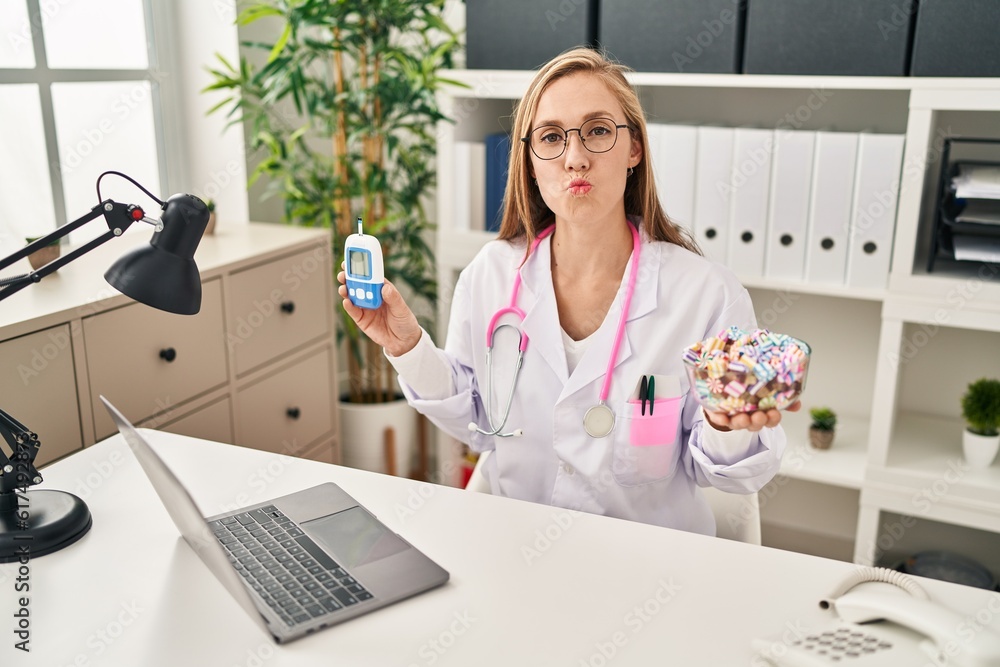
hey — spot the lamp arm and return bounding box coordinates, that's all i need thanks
[0,200,144,302]
[0,407,40,501]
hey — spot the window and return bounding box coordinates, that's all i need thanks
[0,0,168,256]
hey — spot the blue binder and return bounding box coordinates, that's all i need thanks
[485,132,511,233]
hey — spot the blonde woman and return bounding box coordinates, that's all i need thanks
[338,48,798,535]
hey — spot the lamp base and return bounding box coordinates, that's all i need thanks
[0,490,92,563]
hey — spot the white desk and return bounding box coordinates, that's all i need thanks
[3,432,1000,666]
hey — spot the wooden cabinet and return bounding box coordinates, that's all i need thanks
[0,223,339,467]
[0,324,83,467]
[84,278,229,440]
[234,347,335,457]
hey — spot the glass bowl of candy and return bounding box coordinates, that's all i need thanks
[681,326,810,416]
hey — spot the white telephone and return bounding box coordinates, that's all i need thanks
[752,567,1000,666]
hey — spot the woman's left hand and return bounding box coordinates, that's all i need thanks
[704,400,801,433]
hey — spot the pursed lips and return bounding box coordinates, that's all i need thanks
[568,179,592,195]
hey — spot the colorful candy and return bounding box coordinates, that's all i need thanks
[681,326,810,416]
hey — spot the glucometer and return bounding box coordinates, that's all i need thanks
[344,216,385,309]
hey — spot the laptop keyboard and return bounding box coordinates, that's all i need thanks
[210,505,374,627]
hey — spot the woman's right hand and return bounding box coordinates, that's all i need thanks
[337,266,422,357]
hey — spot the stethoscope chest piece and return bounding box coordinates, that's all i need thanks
[583,403,615,438]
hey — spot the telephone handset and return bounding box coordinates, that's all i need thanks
[752,567,1000,666]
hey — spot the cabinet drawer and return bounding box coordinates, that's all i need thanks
[235,347,334,455]
[141,397,233,445]
[85,279,228,440]
[0,325,83,466]
[227,246,332,376]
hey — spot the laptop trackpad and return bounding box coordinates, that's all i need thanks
[301,507,408,569]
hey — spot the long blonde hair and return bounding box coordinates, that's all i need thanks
[496,47,700,256]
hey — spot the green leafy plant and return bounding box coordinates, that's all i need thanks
[204,0,462,403]
[961,378,1000,436]
[205,198,216,213]
[25,236,59,247]
[809,407,837,432]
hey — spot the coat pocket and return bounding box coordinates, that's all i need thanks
[611,395,684,486]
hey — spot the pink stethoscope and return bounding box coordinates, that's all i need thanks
[468,222,641,439]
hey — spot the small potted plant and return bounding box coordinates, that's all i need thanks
[808,407,837,449]
[24,236,60,271]
[204,199,217,235]
[960,378,1000,468]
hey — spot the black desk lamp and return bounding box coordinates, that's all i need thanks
[0,171,209,562]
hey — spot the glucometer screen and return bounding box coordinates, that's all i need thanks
[349,249,371,279]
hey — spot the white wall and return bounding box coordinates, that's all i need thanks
[161,0,249,229]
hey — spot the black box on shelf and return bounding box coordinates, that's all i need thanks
[742,0,915,76]
[927,138,1000,273]
[598,0,746,74]
[911,0,1000,77]
[465,0,598,71]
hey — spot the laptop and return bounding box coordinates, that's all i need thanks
[100,396,450,644]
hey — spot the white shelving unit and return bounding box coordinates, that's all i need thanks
[434,69,1000,569]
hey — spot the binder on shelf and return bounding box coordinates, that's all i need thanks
[453,141,486,233]
[845,133,905,289]
[484,132,511,233]
[649,123,698,235]
[805,131,859,285]
[726,128,773,279]
[693,126,735,263]
[765,130,815,281]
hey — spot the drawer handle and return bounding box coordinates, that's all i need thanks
[159,347,177,363]
[286,407,301,420]
[280,301,295,314]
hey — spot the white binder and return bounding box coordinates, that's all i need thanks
[453,141,485,232]
[650,123,698,235]
[693,126,735,263]
[845,133,906,289]
[805,132,858,285]
[727,128,773,279]
[765,130,815,281]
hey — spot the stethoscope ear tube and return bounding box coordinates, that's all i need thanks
[472,341,525,438]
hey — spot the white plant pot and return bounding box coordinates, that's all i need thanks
[962,429,1000,468]
[339,397,418,476]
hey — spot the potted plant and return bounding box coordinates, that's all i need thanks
[808,407,837,450]
[960,378,1000,468]
[204,0,461,475]
[204,199,217,235]
[24,236,60,271]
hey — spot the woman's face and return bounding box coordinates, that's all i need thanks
[528,72,641,228]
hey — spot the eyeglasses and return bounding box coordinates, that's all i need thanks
[521,118,631,160]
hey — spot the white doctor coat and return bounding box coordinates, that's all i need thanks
[397,227,786,535]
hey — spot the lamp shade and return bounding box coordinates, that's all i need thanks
[104,194,209,315]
